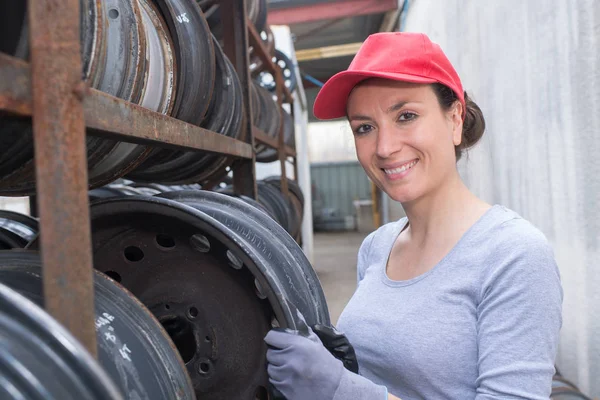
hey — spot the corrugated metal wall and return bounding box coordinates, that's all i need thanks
[311,162,371,224]
[405,0,599,395]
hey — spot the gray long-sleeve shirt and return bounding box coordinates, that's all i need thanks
[336,205,563,399]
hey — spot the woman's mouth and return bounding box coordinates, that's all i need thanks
[382,159,419,179]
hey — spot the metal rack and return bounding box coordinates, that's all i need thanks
[0,0,297,357]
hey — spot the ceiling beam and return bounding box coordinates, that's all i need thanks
[296,42,363,62]
[302,78,326,90]
[267,0,398,26]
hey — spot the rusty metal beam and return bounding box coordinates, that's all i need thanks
[274,72,289,196]
[292,159,298,181]
[0,53,254,159]
[247,21,293,103]
[288,103,298,160]
[253,127,279,149]
[285,146,297,157]
[267,0,398,25]
[88,90,254,158]
[247,21,276,75]
[221,0,258,199]
[28,0,97,355]
[252,130,296,155]
[254,129,295,158]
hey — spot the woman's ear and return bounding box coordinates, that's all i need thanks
[451,102,463,146]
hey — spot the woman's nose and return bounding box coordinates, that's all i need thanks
[375,126,402,159]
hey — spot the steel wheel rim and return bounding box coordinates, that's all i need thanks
[0,211,38,249]
[89,195,329,398]
[0,257,123,400]
[0,251,195,400]
[154,0,216,125]
[90,197,273,399]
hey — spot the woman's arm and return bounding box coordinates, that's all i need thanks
[388,394,401,400]
[475,232,562,398]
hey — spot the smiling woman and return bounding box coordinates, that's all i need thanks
[345,79,485,205]
[263,32,563,400]
[348,80,461,204]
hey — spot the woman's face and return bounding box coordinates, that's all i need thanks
[347,79,463,204]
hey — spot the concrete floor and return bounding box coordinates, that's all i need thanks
[312,231,369,324]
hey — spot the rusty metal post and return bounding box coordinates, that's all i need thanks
[29,196,38,217]
[290,100,299,181]
[221,0,258,199]
[275,73,289,196]
[28,0,97,355]
[292,158,299,182]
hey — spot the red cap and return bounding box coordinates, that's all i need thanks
[313,32,465,120]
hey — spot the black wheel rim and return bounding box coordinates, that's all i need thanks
[0,255,123,400]
[89,195,329,399]
[0,251,195,400]
[154,0,216,125]
[0,211,38,249]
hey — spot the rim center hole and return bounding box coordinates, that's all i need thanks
[160,316,197,364]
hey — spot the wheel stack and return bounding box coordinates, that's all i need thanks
[0,0,310,399]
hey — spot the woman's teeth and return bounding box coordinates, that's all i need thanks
[384,160,418,175]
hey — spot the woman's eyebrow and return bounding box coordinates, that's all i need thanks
[348,101,412,121]
[347,114,372,121]
[386,101,408,113]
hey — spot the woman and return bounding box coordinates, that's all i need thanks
[265,32,562,400]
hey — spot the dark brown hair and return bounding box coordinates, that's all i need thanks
[431,83,485,161]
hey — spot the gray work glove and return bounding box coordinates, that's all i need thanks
[264,316,388,400]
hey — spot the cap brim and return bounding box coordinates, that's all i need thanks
[313,70,437,120]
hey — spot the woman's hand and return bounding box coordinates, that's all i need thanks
[264,316,388,400]
[265,327,345,400]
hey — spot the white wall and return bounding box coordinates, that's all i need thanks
[0,197,29,214]
[405,0,599,395]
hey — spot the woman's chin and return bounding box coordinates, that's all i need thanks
[384,187,420,205]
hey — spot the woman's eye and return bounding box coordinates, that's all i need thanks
[398,112,417,122]
[354,124,373,135]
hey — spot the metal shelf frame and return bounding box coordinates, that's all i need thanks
[0,0,298,356]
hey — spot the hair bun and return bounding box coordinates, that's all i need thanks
[460,92,485,156]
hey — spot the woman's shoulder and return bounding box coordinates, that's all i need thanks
[483,205,552,253]
[476,205,559,282]
[475,206,562,309]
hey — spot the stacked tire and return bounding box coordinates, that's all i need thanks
[89,175,305,241]
[0,0,248,193]
[0,2,312,398]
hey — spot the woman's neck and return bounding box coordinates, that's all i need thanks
[401,172,490,246]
